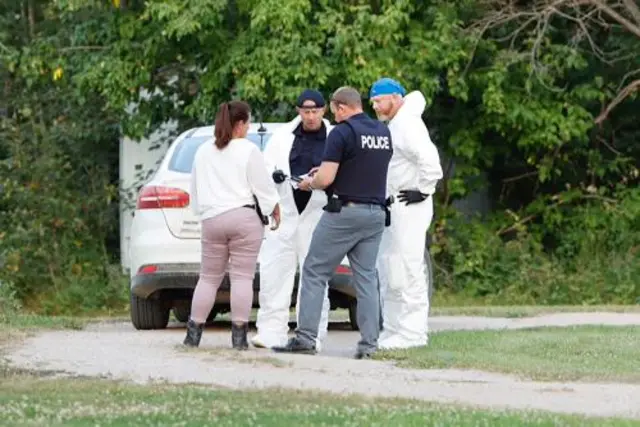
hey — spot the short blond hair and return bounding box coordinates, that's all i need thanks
[330,86,362,108]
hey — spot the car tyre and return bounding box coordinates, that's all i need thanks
[173,305,220,324]
[173,305,190,323]
[130,292,170,330]
[348,299,359,331]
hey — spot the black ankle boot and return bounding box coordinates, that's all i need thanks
[183,319,204,347]
[231,322,249,350]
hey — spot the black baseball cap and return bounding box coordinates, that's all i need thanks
[296,89,325,108]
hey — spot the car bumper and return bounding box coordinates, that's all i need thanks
[131,263,354,299]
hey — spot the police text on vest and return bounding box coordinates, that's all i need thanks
[361,135,391,150]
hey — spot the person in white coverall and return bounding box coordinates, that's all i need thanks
[251,89,332,350]
[369,78,443,349]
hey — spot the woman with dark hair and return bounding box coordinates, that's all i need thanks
[183,100,281,350]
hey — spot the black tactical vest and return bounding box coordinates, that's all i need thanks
[330,113,393,206]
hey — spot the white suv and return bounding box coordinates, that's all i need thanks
[127,123,358,330]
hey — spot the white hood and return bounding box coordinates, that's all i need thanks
[386,90,443,196]
[396,90,426,120]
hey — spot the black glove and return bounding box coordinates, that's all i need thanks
[397,189,428,205]
[272,169,286,184]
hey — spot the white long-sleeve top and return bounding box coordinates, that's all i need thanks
[190,138,280,222]
[387,91,443,196]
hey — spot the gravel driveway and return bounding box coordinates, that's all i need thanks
[5,312,640,419]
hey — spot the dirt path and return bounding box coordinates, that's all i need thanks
[5,312,640,419]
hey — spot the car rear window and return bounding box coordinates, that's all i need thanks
[168,132,272,173]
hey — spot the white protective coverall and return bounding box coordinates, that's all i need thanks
[251,115,332,350]
[377,90,443,349]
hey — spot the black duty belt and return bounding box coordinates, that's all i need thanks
[340,200,385,209]
[339,198,393,207]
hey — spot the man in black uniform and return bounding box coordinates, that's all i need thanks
[272,86,394,359]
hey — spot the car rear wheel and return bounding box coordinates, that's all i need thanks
[173,306,190,323]
[348,299,358,331]
[173,305,219,324]
[130,293,170,330]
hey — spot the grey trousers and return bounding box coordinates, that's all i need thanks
[296,203,386,354]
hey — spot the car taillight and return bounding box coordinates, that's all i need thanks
[138,265,158,274]
[335,265,352,275]
[136,186,189,209]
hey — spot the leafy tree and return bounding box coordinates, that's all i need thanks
[1,0,638,311]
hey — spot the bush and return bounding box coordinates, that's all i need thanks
[0,280,22,323]
[0,75,127,315]
[433,188,640,305]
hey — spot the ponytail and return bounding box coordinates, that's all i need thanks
[214,100,251,149]
[214,102,232,149]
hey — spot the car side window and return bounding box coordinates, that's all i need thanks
[167,136,210,173]
[168,133,273,173]
[246,133,272,151]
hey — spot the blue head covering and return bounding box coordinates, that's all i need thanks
[369,78,406,99]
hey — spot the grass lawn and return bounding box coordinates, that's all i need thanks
[429,304,640,318]
[0,314,88,330]
[6,303,638,334]
[0,372,639,427]
[286,304,640,322]
[375,325,640,383]
[225,304,640,324]
[3,303,640,328]
[2,314,640,425]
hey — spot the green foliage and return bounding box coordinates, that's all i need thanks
[435,188,640,304]
[0,0,126,314]
[0,280,22,323]
[0,0,639,313]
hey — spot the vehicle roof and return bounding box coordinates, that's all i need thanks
[152,121,289,177]
[185,122,288,139]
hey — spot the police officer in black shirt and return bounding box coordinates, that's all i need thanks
[273,86,393,359]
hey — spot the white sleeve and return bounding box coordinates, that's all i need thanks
[189,160,199,216]
[246,146,280,215]
[405,118,443,195]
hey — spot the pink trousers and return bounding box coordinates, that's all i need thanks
[190,207,264,323]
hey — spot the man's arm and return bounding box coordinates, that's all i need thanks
[405,118,443,195]
[309,161,339,190]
